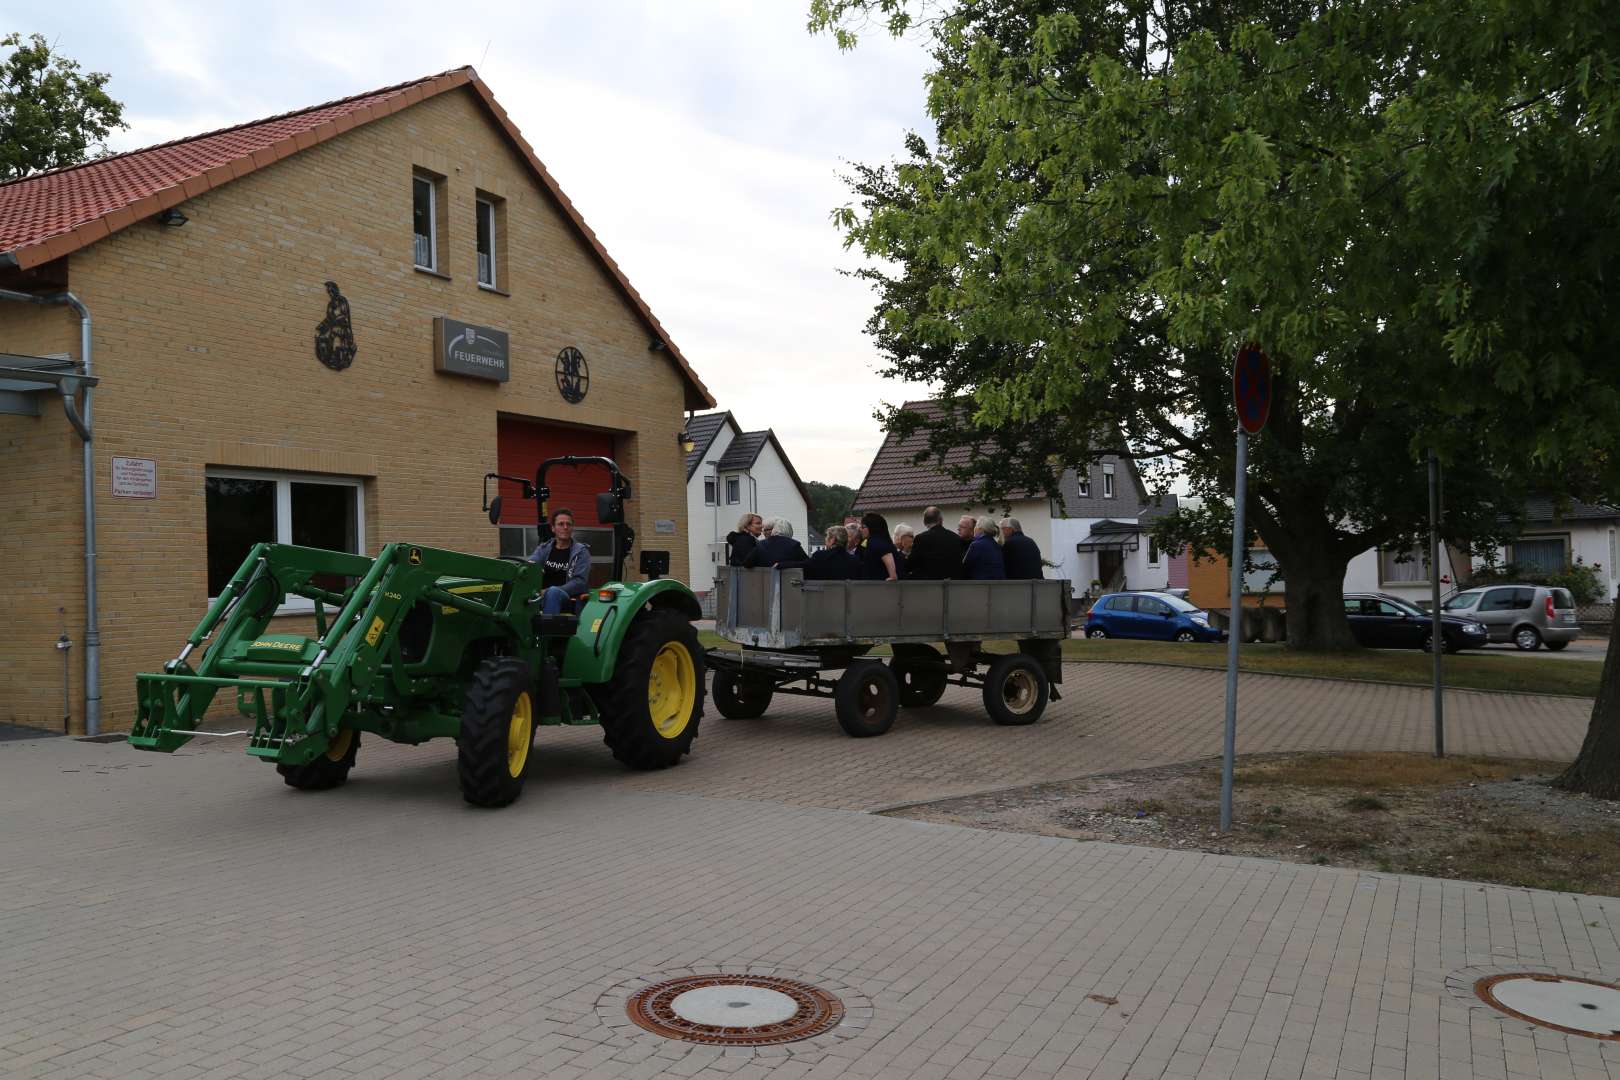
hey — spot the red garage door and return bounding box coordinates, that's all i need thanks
[496,418,618,526]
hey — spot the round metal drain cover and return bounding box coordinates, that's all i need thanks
[626,974,844,1045]
[1476,974,1620,1039]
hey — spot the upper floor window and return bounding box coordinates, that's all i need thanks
[704,478,716,506]
[413,173,442,272]
[475,195,504,288]
[1102,462,1116,498]
[726,477,740,504]
[1075,474,1090,498]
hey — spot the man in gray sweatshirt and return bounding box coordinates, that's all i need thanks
[529,508,592,615]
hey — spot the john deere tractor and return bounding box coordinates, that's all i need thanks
[130,456,705,807]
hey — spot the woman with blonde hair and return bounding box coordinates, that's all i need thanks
[726,512,762,566]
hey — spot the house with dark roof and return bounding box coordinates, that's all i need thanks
[850,400,1185,594]
[0,67,714,733]
[684,410,812,604]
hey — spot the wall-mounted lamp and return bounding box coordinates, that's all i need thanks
[648,339,666,352]
[678,428,696,454]
[156,208,189,227]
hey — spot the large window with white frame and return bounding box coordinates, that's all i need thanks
[205,469,364,608]
[1378,545,1430,585]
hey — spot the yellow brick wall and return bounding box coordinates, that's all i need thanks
[0,86,698,731]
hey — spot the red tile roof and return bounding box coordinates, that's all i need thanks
[0,66,715,408]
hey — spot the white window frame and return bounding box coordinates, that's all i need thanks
[413,175,437,271]
[206,468,365,614]
[475,196,497,288]
[726,477,740,505]
[1075,476,1091,498]
[1377,545,1431,586]
[1102,463,1116,499]
[703,478,716,506]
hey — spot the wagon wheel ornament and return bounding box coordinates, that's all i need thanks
[555,347,589,403]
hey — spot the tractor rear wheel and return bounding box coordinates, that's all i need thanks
[457,657,536,808]
[277,729,360,791]
[598,609,705,770]
[835,662,899,738]
[712,667,773,719]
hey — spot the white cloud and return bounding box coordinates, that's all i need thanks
[41,0,939,484]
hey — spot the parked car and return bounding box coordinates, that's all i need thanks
[1085,591,1226,642]
[1342,592,1488,653]
[1441,584,1579,651]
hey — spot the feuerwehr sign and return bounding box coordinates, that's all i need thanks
[433,317,509,382]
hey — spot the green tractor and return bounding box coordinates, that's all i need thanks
[130,456,706,807]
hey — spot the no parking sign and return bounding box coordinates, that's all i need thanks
[1233,344,1272,434]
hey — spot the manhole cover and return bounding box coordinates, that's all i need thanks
[626,974,844,1045]
[1476,974,1620,1039]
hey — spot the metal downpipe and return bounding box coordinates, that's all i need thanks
[0,288,98,735]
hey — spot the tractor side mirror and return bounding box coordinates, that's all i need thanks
[596,491,625,525]
[639,549,670,580]
[487,495,503,525]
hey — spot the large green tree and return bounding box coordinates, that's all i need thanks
[0,32,125,179]
[812,0,1617,655]
[814,0,1620,790]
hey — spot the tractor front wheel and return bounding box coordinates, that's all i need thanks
[457,657,536,808]
[277,730,360,791]
[598,609,705,770]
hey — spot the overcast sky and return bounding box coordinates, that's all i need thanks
[26,1,937,487]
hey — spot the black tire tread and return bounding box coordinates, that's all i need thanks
[458,656,533,808]
[598,609,704,770]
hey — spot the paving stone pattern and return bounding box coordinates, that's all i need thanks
[0,665,1613,1080]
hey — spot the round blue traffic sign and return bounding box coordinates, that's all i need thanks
[1233,344,1272,434]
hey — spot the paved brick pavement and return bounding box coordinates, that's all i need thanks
[0,665,1613,1080]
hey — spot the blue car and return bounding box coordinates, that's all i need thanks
[1085,591,1226,643]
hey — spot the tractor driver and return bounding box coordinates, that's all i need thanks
[529,508,592,615]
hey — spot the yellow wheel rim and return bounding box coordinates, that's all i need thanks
[324,729,354,762]
[507,692,533,778]
[647,641,696,740]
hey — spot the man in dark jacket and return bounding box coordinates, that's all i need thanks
[999,517,1045,580]
[963,518,1007,580]
[906,506,967,580]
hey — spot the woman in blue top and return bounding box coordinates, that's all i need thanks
[860,512,899,581]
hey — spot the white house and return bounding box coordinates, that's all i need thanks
[684,411,812,603]
[849,399,1185,595]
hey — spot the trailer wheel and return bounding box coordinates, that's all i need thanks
[277,729,360,791]
[598,609,705,770]
[891,660,948,708]
[983,653,1047,726]
[457,657,535,808]
[835,662,899,738]
[712,667,773,719]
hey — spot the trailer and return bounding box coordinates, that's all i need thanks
[706,567,1071,737]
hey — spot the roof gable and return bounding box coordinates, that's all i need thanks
[684,411,736,478]
[0,66,714,409]
[852,399,1049,511]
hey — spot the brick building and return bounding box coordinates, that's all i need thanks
[0,67,714,733]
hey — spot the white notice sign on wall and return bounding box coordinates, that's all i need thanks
[111,457,157,499]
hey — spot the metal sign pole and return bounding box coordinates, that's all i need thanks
[1220,427,1247,833]
[1429,450,1445,757]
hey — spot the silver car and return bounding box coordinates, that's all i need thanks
[1441,584,1579,651]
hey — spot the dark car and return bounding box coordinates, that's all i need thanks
[1085,591,1226,643]
[1343,592,1488,653]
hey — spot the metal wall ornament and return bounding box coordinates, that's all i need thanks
[556,346,589,403]
[314,281,357,371]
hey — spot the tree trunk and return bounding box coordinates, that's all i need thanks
[1553,614,1620,799]
[1266,524,1361,652]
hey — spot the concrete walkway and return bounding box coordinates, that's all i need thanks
[0,668,1614,1080]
